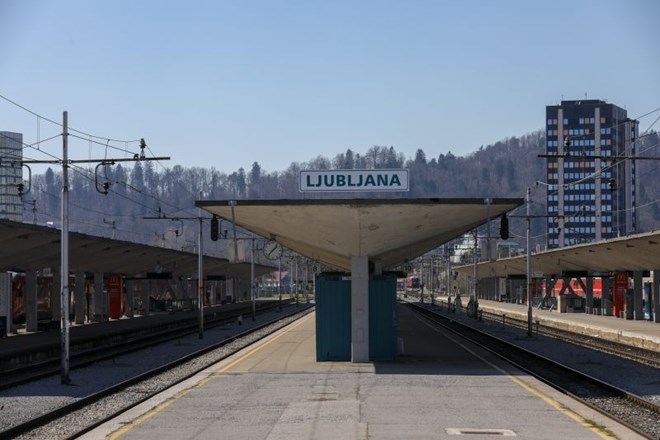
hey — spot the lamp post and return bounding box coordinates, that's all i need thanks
[472,229,478,308]
[526,186,533,336]
[197,196,204,339]
[278,252,282,312]
[61,111,70,385]
[250,235,256,321]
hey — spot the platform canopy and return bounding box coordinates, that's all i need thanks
[196,198,523,272]
[0,219,273,278]
[454,229,660,277]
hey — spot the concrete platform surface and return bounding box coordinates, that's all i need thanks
[81,305,642,440]
[473,299,660,351]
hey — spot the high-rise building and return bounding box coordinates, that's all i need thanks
[545,100,638,249]
[0,131,24,221]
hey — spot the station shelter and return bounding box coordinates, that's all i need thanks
[197,198,522,362]
[452,230,660,324]
[0,219,272,335]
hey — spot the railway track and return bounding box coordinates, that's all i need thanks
[407,302,660,440]
[0,304,314,440]
[0,299,293,390]
[479,307,660,368]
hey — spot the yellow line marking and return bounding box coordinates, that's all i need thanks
[413,312,617,440]
[107,314,313,440]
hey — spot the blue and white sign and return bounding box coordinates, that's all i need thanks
[300,169,409,192]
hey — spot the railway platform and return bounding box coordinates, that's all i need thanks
[471,298,660,352]
[81,304,642,440]
[0,300,283,374]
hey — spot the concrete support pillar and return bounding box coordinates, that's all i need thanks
[209,282,217,306]
[74,272,85,325]
[125,279,135,318]
[169,274,182,308]
[50,267,62,322]
[93,272,105,322]
[142,280,152,316]
[227,279,235,303]
[602,277,612,315]
[545,276,554,308]
[633,271,644,320]
[585,277,593,314]
[490,278,498,300]
[1,272,11,336]
[25,271,38,332]
[351,255,369,363]
[653,270,659,324]
[173,275,184,302]
[51,268,61,322]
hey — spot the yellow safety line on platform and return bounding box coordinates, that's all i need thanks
[107,314,314,440]
[414,313,618,440]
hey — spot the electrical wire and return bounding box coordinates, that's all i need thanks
[68,133,143,156]
[0,92,141,147]
[0,131,62,152]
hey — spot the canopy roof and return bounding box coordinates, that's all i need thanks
[454,229,660,277]
[0,220,273,278]
[197,198,523,272]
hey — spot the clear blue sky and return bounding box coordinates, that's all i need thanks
[2,0,659,175]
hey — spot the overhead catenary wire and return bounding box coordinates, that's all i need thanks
[0,104,196,222]
[26,180,196,245]
[0,93,141,147]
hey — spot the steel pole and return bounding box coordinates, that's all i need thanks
[278,254,282,312]
[294,256,298,305]
[526,187,533,336]
[197,202,204,339]
[61,111,70,384]
[251,236,255,321]
[473,230,478,302]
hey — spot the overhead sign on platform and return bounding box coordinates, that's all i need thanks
[300,169,409,192]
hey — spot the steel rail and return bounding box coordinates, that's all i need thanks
[479,308,660,368]
[0,300,294,391]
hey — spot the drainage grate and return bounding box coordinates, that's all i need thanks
[446,428,517,436]
[307,392,339,401]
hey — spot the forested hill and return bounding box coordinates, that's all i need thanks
[28,129,660,253]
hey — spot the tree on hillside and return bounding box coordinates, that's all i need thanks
[248,162,262,198]
[333,149,355,169]
[307,156,331,170]
[414,149,427,165]
[27,128,660,247]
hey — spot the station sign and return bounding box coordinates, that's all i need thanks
[300,169,409,192]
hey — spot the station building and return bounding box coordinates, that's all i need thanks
[0,131,23,222]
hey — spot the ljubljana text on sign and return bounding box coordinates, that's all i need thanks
[300,169,409,192]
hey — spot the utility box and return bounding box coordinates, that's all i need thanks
[369,273,398,361]
[315,274,351,361]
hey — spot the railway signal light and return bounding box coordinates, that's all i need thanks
[210,215,219,241]
[499,214,509,240]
